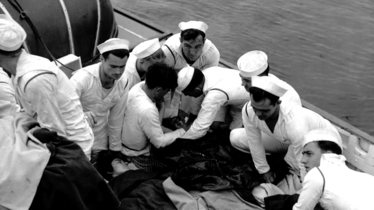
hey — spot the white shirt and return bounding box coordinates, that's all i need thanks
[123,53,142,90]
[293,154,374,210]
[0,68,20,117]
[12,50,94,156]
[182,67,249,139]
[70,63,129,151]
[162,33,220,71]
[243,99,337,176]
[121,82,186,156]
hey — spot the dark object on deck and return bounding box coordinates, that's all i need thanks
[109,170,177,210]
[1,0,117,65]
[29,128,120,210]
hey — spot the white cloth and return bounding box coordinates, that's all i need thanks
[121,82,186,156]
[0,68,20,116]
[12,50,94,157]
[70,63,129,151]
[238,100,337,178]
[161,33,220,71]
[0,114,50,210]
[123,53,142,90]
[181,67,249,139]
[293,154,374,210]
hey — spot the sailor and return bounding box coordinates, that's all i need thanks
[0,67,20,116]
[121,63,189,172]
[0,15,94,158]
[231,50,302,156]
[162,20,220,71]
[162,21,221,119]
[123,38,166,90]
[177,65,249,139]
[70,38,130,162]
[293,129,374,209]
[230,76,338,182]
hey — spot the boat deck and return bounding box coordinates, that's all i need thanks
[113,7,374,175]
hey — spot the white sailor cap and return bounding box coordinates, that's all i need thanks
[132,38,161,59]
[0,14,26,52]
[237,51,268,77]
[251,76,287,97]
[302,129,343,150]
[178,21,208,33]
[97,38,129,54]
[177,66,194,92]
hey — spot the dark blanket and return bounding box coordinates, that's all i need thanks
[108,170,176,210]
[29,128,120,210]
[154,129,290,206]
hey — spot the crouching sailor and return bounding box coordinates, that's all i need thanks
[294,129,374,209]
[177,65,249,139]
[121,63,189,172]
[70,38,130,163]
[230,76,338,182]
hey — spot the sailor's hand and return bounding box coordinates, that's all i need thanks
[262,170,276,183]
[85,111,97,128]
[182,122,192,132]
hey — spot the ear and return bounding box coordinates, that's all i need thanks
[277,100,282,105]
[203,37,206,44]
[179,36,183,43]
[100,55,104,62]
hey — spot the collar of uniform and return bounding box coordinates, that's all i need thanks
[79,62,102,79]
[320,153,346,167]
[15,50,57,82]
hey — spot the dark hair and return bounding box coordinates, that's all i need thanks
[180,29,206,41]
[0,46,23,56]
[183,68,204,92]
[258,64,270,76]
[249,87,279,105]
[317,141,342,155]
[145,63,178,90]
[102,49,129,60]
[141,48,165,61]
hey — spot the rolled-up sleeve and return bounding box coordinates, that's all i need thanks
[243,105,270,174]
[26,74,67,137]
[182,91,226,139]
[141,106,185,148]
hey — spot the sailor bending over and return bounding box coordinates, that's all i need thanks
[121,63,189,172]
[0,15,93,158]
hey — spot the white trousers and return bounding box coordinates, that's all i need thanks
[229,128,299,171]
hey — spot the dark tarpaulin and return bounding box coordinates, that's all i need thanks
[29,128,120,210]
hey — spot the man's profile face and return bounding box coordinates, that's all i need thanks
[102,54,128,80]
[141,49,166,72]
[301,142,323,172]
[250,96,278,121]
[180,35,205,63]
[240,75,252,92]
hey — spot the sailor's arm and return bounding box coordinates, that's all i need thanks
[108,90,129,151]
[181,91,226,139]
[293,168,323,210]
[243,106,270,174]
[142,106,186,148]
